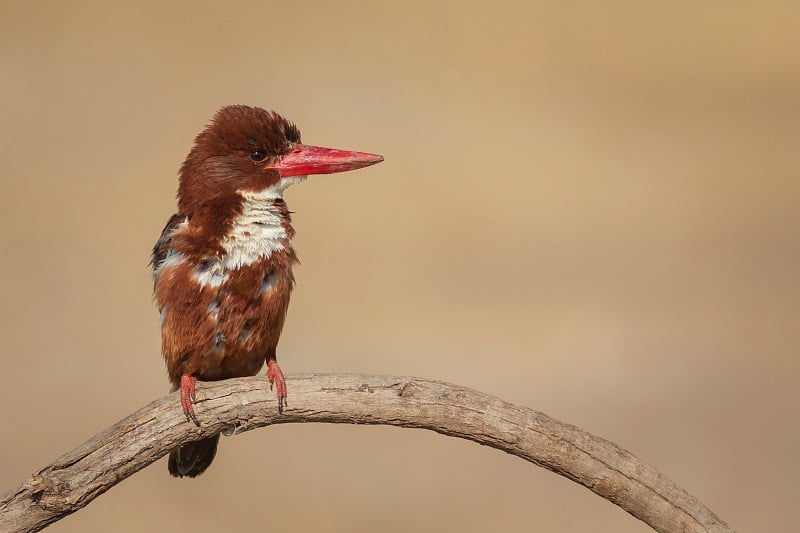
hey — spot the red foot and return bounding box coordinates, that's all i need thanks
[180,374,200,426]
[266,359,287,414]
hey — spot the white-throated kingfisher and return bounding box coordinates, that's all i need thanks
[151,105,383,477]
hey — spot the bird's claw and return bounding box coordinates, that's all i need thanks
[180,374,200,427]
[266,359,288,414]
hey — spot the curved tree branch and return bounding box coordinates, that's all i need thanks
[0,373,733,533]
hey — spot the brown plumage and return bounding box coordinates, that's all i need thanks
[152,106,382,478]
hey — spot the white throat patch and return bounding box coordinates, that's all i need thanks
[220,184,300,269]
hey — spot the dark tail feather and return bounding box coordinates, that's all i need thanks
[168,434,220,478]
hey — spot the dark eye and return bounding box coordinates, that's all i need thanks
[250,150,267,162]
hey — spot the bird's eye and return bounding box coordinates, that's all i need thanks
[250,150,267,162]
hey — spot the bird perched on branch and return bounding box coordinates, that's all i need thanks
[151,105,383,477]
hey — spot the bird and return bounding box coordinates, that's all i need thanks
[151,105,383,477]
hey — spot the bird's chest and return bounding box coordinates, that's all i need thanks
[156,254,294,382]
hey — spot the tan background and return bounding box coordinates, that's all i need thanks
[1,2,798,531]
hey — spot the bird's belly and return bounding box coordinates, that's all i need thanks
[156,256,293,386]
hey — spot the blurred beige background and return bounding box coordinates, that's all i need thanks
[1,1,798,531]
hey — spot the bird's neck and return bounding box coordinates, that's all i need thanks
[176,189,296,269]
[218,189,296,269]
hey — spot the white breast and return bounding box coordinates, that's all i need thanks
[220,189,289,269]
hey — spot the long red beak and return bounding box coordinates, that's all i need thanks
[266,144,384,177]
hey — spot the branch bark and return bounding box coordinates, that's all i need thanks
[0,373,733,533]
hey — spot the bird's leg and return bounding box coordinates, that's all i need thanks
[180,374,200,426]
[266,358,287,413]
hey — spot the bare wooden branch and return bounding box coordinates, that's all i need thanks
[0,374,733,533]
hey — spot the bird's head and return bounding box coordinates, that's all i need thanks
[178,105,383,213]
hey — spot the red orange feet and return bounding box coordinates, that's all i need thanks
[266,359,287,413]
[180,374,200,426]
